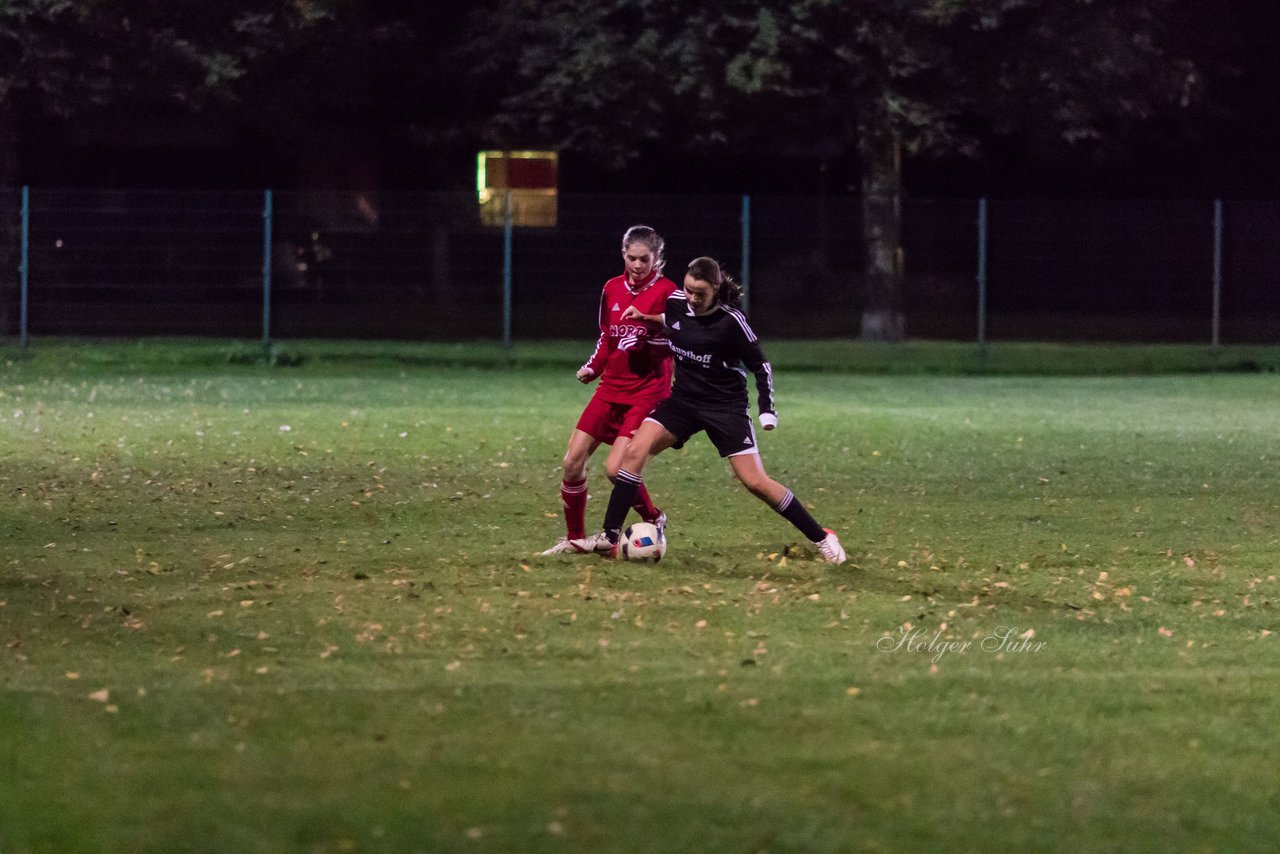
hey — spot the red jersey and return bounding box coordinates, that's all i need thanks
[580,269,678,403]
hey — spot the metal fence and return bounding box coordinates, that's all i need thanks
[1,188,1277,345]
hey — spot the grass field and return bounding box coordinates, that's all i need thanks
[3,339,1280,852]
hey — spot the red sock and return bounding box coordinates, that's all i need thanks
[632,483,661,524]
[561,478,588,539]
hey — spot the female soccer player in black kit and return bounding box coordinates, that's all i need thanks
[571,256,847,563]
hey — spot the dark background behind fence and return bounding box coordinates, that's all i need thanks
[1,189,1277,343]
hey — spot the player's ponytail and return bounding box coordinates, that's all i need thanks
[686,256,743,308]
[622,225,666,274]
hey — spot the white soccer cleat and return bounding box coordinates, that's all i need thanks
[650,511,667,536]
[541,537,592,556]
[814,529,847,564]
[567,531,617,556]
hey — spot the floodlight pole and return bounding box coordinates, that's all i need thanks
[19,186,30,354]
[262,189,274,360]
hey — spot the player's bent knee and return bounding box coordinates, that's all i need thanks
[734,471,778,503]
[620,446,649,473]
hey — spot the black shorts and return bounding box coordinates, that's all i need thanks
[646,396,760,458]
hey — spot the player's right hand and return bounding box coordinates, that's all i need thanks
[576,367,595,383]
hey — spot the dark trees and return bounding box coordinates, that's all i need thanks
[475,0,1203,339]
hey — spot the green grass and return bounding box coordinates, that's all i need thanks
[7,335,1280,374]
[3,340,1280,852]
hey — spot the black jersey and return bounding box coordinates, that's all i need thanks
[661,292,775,414]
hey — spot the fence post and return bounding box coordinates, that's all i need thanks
[262,189,273,360]
[502,190,513,350]
[1211,198,1222,350]
[740,194,751,314]
[19,185,29,354]
[976,196,988,366]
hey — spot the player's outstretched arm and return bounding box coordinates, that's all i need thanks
[732,312,777,423]
[620,306,664,325]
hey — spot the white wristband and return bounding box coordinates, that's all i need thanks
[759,412,778,429]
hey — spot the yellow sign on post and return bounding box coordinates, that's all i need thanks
[477,150,558,227]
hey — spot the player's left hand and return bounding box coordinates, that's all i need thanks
[759,412,777,431]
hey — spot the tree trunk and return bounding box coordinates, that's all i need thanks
[431,224,453,308]
[859,131,906,341]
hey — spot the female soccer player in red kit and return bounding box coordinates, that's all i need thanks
[573,256,846,564]
[541,225,678,555]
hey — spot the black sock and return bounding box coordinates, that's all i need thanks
[603,470,642,543]
[773,489,826,542]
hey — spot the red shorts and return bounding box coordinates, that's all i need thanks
[576,395,662,445]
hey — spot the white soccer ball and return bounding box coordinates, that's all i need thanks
[621,521,666,562]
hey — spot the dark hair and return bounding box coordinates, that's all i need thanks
[686,256,743,307]
[621,225,666,274]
